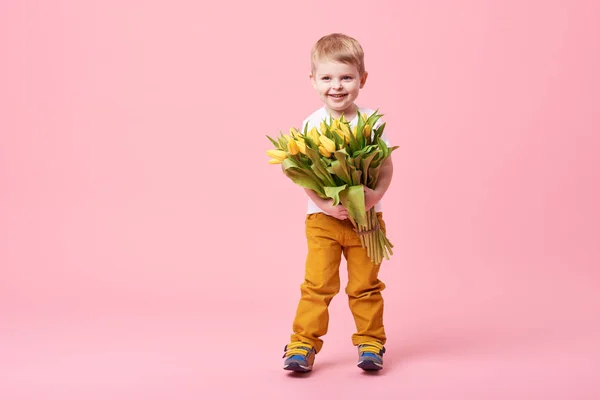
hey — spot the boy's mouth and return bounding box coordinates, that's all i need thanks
[329,94,347,99]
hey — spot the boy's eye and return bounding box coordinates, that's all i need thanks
[321,77,330,81]
[343,76,353,80]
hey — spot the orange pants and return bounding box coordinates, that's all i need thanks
[290,212,387,353]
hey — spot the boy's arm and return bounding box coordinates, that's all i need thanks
[304,188,349,220]
[364,157,394,210]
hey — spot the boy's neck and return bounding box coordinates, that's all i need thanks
[325,104,358,121]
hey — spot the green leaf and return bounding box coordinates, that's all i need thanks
[340,185,367,227]
[328,161,349,184]
[305,146,335,186]
[266,135,281,149]
[347,122,360,153]
[366,112,383,133]
[321,118,330,134]
[309,163,328,184]
[331,130,344,149]
[286,156,326,184]
[328,151,352,183]
[283,169,325,196]
[368,165,381,188]
[278,135,288,150]
[377,138,389,159]
[351,147,366,158]
[361,150,380,186]
[356,111,367,145]
[335,147,349,156]
[282,156,299,168]
[324,184,347,206]
[282,158,325,196]
[373,122,386,141]
[348,164,362,186]
[351,152,365,172]
[304,145,320,162]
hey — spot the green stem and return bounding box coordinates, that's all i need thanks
[380,233,389,261]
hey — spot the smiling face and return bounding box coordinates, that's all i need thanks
[311,58,368,120]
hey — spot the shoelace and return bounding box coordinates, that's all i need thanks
[284,342,312,358]
[359,341,385,355]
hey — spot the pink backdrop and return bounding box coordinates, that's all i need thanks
[1,1,599,399]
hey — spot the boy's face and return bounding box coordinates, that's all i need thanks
[311,58,367,118]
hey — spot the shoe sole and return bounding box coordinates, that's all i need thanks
[284,362,312,372]
[358,360,383,371]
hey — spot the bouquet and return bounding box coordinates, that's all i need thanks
[266,110,398,265]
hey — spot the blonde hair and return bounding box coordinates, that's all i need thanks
[311,33,366,76]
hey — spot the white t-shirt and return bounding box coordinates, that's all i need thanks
[301,106,392,215]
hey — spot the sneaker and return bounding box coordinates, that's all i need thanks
[283,342,315,372]
[357,341,385,371]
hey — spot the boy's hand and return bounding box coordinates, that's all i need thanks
[321,203,349,220]
[364,186,382,211]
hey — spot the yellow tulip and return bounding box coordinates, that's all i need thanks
[308,127,320,144]
[334,128,349,143]
[319,135,336,153]
[333,127,345,137]
[266,149,288,161]
[320,121,328,135]
[289,127,300,138]
[283,134,293,144]
[340,122,351,137]
[352,126,357,137]
[331,119,339,130]
[296,140,306,155]
[318,145,332,158]
[364,124,372,137]
[288,139,299,155]
[268,158,283,164]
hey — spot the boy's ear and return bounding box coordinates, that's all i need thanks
[310,73,317,89]
[360,71,369,88]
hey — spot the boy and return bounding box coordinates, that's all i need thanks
[283,33,394,372]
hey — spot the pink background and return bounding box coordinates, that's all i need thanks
[1,1,599,399]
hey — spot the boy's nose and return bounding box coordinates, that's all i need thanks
[332,79,343,88]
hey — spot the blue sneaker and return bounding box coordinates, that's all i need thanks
[357,341,385,371]
[283,342,315,372]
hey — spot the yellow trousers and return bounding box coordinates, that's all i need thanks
[290,212,387,353]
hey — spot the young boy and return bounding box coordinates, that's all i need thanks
[283,33,394,372]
